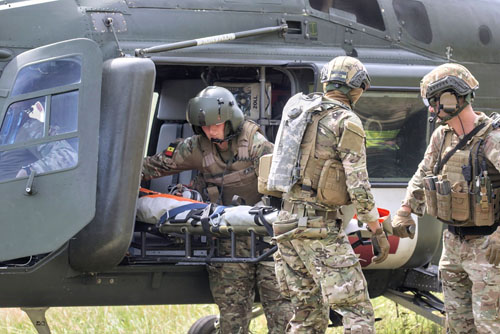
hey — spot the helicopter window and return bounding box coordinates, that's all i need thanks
[11,55,82,97]
[50,91,78,135]
[393,0,432,44]
[0,95,79,182]
[309,0,386,31]
[0,97,47,145]
[0,137,78,182]
[353,91,427,182]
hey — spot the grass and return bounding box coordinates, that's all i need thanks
[0,297,444,334]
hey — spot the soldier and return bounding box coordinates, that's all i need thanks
[0,98,77,181]
[392,63,500,333]
[142,86,293,334]
[266,56,389,334]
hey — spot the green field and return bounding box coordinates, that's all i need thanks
[0,297,444,334]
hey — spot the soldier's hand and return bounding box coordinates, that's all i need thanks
[392,208,416,239]
[485,227,500,266]
[371,227,389,264]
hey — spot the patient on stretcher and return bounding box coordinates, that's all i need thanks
[136,186,276,236]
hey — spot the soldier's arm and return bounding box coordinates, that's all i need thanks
[483,129,500,173]
[142,136,203,181]
[17,119,77,174]
[249,131,274,176]
[336,115,379,224]
[28,141,77,173]
[402,128,443,216]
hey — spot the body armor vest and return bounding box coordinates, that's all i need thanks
[286,104,352,209]
[200,120,262,206]
[430,118,500,226]
[269,93,352,209]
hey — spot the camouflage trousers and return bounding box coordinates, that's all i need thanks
[439,229,500,334]
[275,220,375,334]
[207,237,293,334]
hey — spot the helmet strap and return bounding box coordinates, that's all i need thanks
[210,121,241,143]
[436,93,471,126]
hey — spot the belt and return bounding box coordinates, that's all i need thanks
[448,223,499,239]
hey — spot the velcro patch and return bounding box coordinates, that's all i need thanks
[338,120,365,154]
[164,142,178,157]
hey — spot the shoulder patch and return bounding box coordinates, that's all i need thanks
[338,120,366,154]
[164,142,178,157]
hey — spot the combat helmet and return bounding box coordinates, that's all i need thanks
[320,56,370,106]
[186,86,244,140]
[420,63,479,124]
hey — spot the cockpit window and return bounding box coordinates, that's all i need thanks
[11,56,82,96]
[0,56,81,182]
[0,97,47,145]
[50,91,79,135]
[309,0,386,31]
[353,91,428,182]
[0,96,79,181]
[393,0,432,44]
[0,138,78,182]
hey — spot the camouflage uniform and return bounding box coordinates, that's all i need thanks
[272,94,379,334]
[404,113,500,334]
[0,118,77,181]
[142,121,293,334]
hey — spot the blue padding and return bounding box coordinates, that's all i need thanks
[210,205,227,218]
[159,202,207,224]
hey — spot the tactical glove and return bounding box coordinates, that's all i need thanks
[371,227,390,264]
[392,209,416,239]
[486,227,500,266]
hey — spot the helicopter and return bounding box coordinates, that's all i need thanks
[1,0,500,333]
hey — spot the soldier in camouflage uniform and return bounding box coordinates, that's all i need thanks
[142,86,293,334]
[392,63,500,334]
[266,56,389,334]
[0,98,77,181]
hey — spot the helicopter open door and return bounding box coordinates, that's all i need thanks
[0,38,102,262]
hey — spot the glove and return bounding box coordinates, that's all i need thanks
[371,227,390,264]
[392,209,416,239]
[486,227,500,266]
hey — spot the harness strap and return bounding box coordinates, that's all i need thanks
[249,207,275,236]
[158,203,208,225]
[434,123,486,175]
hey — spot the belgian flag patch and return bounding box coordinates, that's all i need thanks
[164,142,178,157]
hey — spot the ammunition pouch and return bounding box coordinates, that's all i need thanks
[473,197,495,226]
[436,193,452,221]
[258,154,283,198]
[451,190,470,221]
[424,188,438,217]
[316,159,350,206]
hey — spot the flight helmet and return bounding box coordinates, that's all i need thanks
[186,86,244,140]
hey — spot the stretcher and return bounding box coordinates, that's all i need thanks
[136,188,276,237]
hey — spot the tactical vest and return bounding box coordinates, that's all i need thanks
[199,120,262,206]
[429,117,500,227]
[269,93,353,209]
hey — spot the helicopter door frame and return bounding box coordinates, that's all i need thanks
[0,38,102,262]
